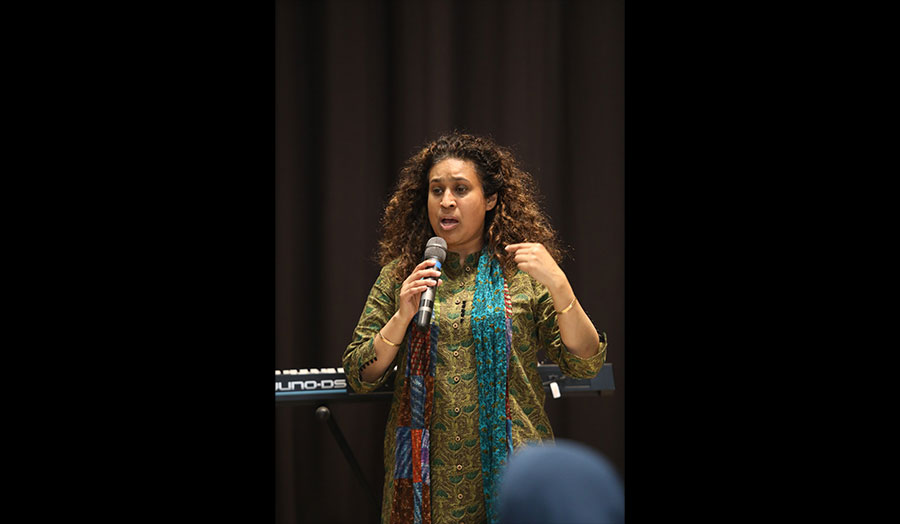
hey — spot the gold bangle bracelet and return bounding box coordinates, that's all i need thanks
[379,330,401,347]
[555,297,577,315]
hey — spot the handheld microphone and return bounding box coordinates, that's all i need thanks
[415,236,447,331]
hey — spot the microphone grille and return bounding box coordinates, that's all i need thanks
[424,236,448,262]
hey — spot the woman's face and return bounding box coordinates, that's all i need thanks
[427,157,497,257]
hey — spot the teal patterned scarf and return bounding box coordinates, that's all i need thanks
[391,248,513,524]
[470,248,515,523]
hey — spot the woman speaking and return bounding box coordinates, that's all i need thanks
[342,132,607,524]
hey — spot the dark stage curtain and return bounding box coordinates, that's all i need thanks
[276,1,623,522]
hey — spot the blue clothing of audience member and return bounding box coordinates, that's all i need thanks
[497,439,624,524]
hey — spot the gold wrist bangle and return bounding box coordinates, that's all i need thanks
[379,330,401,347]
[555,297,577,315]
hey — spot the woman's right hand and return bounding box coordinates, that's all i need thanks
[396,259,442,324]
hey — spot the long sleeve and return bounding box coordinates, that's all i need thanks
[342,260,403,393]
[532,279,607,379]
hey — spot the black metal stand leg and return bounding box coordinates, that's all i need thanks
[315,405,380,520]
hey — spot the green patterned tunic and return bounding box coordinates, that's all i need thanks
[343,252,607,524]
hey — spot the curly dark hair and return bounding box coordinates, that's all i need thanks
[377,132,565,279]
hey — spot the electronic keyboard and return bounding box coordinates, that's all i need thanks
[275,363,614,405]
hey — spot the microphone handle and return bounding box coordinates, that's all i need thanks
[416,285,436,331]
[415,257,442,331]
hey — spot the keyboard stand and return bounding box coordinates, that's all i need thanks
[315,404,381,520]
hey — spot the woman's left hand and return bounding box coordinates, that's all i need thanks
[505,243,567,292]
[507,242,599,358]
